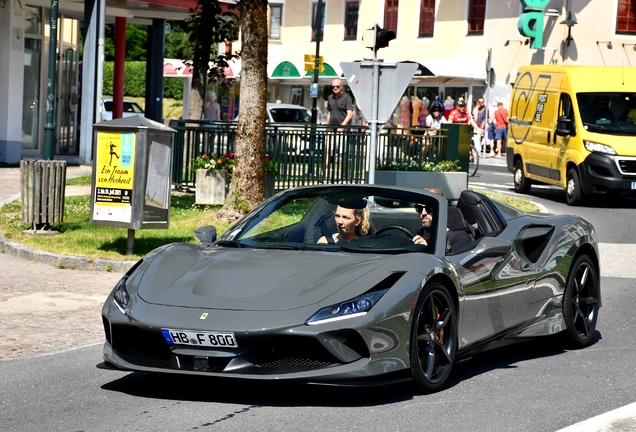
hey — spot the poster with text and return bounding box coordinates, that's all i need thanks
[92,131,135,223]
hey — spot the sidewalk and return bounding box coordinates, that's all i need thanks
[0,163,123,362]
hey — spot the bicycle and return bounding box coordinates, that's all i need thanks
[468,131,482,177]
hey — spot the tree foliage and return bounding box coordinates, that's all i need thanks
[186,0,240,120]
[104,24,149,61]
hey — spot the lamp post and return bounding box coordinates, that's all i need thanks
[560,11,577,46]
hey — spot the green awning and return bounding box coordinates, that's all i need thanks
[304,62,338,77]
[271,61,301,78]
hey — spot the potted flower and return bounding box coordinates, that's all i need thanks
[195,152,280,204]
[375,158,467,201]
[195,152,234,205]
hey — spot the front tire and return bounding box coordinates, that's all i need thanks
[566,168,585,206]
[410,282,457,393]
[562,254,599,348]
[514,159,532,194]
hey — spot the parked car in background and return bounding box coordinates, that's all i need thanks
[233,103,316,124]
[101,98,145,121]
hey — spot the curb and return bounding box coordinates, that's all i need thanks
[0,235,134,273]
[0,189,133,273]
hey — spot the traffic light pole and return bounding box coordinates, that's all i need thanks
[43,0,59,160]
[368,26,380,184]
[310,0,323,125]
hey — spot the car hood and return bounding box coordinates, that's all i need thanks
[135,243,389,311]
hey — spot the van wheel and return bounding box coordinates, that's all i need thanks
[514,160,532,194]
[566,168,585,206]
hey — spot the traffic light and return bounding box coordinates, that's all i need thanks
[363,25,396,51]
[376,28,396,49]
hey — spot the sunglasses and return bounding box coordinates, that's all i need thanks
[331,85,341,89]
[415,204,433,215]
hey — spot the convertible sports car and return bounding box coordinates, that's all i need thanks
[101,185,601,393]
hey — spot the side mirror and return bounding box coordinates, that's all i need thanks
[194,225,217,247]
[555,115,575,137]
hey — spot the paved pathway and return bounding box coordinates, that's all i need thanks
[0,164,122,361]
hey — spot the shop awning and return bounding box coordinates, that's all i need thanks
[271,61,302,78]
[404,58,486,81]
[304,62,338,77]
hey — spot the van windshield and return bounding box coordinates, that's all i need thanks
[577,92,636,135]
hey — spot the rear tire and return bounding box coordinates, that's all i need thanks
[562,254,599,348]
[410,282,457,394]
[566,168,585,206]
[513,159,532,194]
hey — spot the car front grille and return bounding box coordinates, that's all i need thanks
[618,158,636,175]
[105,323,358,374]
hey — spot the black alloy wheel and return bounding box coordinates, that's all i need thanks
[562,254,599,348]
[410,282,457,393]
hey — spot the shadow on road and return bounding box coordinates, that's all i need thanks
[99,331,601,406]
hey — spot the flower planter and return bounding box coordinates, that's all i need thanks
[374,171,468,202]
[195,169,230,205]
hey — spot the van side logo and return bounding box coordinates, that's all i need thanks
[510,72,552,144]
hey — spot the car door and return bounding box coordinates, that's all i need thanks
[447,234,538,349]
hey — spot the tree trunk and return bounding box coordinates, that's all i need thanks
[187,0,217,120]
[217,0,268,221]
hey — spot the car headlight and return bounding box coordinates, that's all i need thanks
[305,289,389,325]
[113,276,130,314]
[584,140,616,155]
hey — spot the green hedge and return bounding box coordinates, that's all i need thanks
[103,61,184,100]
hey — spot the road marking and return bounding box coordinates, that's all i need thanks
[555,401,636,431]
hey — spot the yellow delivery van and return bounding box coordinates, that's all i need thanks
[507,65,636,205]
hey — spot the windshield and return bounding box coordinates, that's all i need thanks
[577,92,636,135]
[217,186,445,254]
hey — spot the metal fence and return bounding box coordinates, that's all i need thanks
[170,119,451,190]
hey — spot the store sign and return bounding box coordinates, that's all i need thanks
[518,0,549,49]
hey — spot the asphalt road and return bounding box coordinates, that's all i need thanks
[1,161,635,431]
[1,276,635,431]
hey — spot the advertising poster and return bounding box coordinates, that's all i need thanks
[92,132,135,223]
[143,141,171,223]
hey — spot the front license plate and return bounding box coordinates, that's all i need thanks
[161,328,238,348]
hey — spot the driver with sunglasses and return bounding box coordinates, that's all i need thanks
[412,188,471,253]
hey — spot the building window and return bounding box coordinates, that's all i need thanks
[419,0,435,37]
[384,0,399,35]
[344,0,359,40]
[617,0,636,34]
[468,0,486,35]
[269,4,282,40]
[312,1,325,42]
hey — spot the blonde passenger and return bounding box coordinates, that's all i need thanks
[317,205,370,243]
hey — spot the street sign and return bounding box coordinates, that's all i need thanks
[340,61,418,122]
[304,54,325,73]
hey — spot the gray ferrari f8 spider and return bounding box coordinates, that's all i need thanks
[101,185,600,393]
